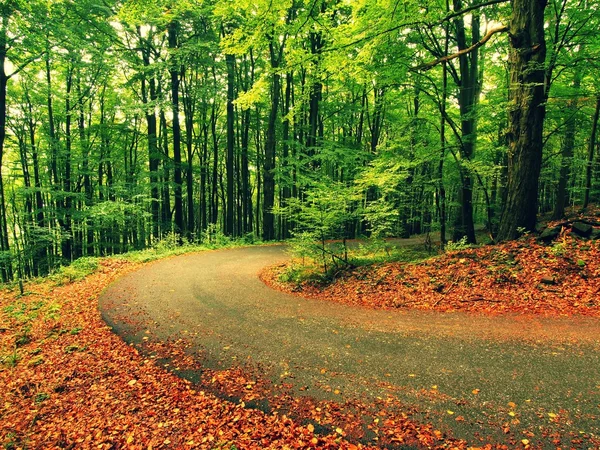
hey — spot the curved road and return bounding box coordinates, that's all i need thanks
[100,245,600,446]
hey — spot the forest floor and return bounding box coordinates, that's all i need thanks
[262,228,600,317]
[1,214,600,449]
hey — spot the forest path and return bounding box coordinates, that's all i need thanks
[100,245,600,446]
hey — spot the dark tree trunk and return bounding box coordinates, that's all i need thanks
[138,28,161,238]
[225,52,235,236]
[169,21,184,237]
[552,71,581,219]
[263,41,281,241]
[160,111,171,231]
[307,25,325,154]
[437,59,449,247]
[210,99,219,226]
[241,107,251,234]
[0,29,10,276]
[182,71,195,240]
[281,72,293,239]
[200,106,208,232]
[61,63,74,261]
[497,0,547,240]
[27,101,48,273]
[451,0,479,244]
[583,95,600,210]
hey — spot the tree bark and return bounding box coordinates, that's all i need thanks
[169,21,184,238]
[451,0,479,244]
[225,52,235,237]
[497,0,547,241]
[583,95,600,210]
[263,41,281,241]
[138,28,160,239]
[552,70,581,219]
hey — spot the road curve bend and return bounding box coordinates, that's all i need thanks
[99,245,600,444]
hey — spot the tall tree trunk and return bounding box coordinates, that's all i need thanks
[307,23,325,154]
[138,28,160,239]
[497,0,547,240]
[169,21,184,237]
[200,105,208,232]
[583,95,600,210]
[281,72,293,238]
[77,72,93,256]
[27,97,48,273]
[241,107,251,234]
[0,25,10,279]
[160,111,171,231]
[210,99,219,226]
[437,58,449,247]
[552,70,581,219]
[61,62,74,261]
[263,41,281,241]
[225,52,235,236]
[451,0,479,244]
[182,71,195,240]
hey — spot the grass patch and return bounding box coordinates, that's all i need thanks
[1,348,20,368]
[115,231,262,264]
[50,257,100,285]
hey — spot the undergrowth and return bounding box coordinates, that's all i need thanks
[5,231,263,288]
[280,238,437,287]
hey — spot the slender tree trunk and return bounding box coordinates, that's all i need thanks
[263,42,281,241]
[138,29,161,239]
[182,72,195,240]
[0,5,12,280]
[583,94,600,210]
[160,111,171,231]
[241,107,251,234]
[437,59,449,247]
[200,106,208,232]
[553,70,581,219]
[451,0,479,244]
[169,21,184,237]
[281,72,293,239]
[61,62,74,261]
[225,52,235,236]
[307,28,324,156]
[0,30,10,279]
[497,0,547,240]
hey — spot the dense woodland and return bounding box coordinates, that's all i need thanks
[0,0,599,280]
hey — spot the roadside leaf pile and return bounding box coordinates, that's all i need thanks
[264,226,600,316]
[0,261,358,449]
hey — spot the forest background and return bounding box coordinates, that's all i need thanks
[0,0,599,281]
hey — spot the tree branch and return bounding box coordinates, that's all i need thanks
[417,25,508,71]
[329,0,509,52]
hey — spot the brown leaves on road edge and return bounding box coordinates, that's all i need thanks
[0,259,362,449]
[2,224,599,449]
[262,231,600,317]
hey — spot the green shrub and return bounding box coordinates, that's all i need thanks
[51,257,100,284]
[445,236,470,252]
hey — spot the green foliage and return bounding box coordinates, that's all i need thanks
[28,355,45,366]
[549,242,566,257]
[281,180,358,274]
[50,258,100,285]
[445,236,471,252]
[34,392,50,404]
[1,348,20,368]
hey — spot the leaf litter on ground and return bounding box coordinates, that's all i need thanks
[2,214,600,448]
